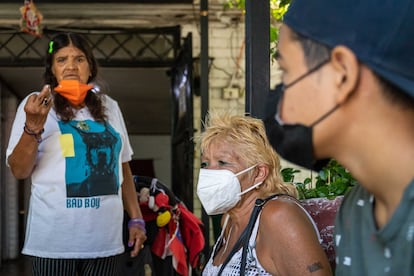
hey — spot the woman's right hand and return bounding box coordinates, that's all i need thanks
[24,84,53,131]
[7,84,54,179]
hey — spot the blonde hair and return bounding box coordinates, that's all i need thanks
[199,112,298,198]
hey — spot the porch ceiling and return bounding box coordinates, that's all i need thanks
[0,1,242,135]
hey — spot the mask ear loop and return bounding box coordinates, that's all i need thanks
[309,56,362,128]
[309,104,340,127]
[238,181,263,196]
[275,86,340,128]
[235,164,258,177]
[235,164,262,196]
[275,58,331,126]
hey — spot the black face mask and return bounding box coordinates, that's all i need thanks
[264,111,332,171]
[264,59,337,171]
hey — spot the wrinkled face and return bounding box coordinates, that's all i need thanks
[276,24,335,126]
[200,140,252,187]
[51,45,91,84]
[201,140,242,172]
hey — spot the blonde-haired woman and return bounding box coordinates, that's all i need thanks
[197,112,331,275]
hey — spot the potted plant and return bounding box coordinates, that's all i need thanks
[282,159,356,200]
[281,159,357,270]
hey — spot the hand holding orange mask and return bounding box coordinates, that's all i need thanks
[54,80,93,106]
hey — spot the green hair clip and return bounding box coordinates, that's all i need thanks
[48,41,54,54]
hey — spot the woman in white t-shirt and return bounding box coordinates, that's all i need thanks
[6,32,146,276]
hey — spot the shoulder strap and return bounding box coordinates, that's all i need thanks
[216,216,250,275]
[218,194,282,276]
[239,194,281,275]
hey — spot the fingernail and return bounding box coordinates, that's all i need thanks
[128,241,133,247]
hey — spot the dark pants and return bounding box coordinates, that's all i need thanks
[31,255,119,276]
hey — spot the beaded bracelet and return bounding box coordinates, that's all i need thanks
[128,218,146,234]
[23,124,44,143]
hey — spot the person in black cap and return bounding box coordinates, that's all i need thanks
[264,0,414,275]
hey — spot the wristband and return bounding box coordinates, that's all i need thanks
[128,218,146,234]
[23,124,44,143]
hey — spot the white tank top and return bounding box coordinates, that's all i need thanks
[202,196,321,275]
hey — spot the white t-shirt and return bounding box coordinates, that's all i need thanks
[6,93,133,259]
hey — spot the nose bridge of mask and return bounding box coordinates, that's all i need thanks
[275,112,285,126]
[197,168,241,195]
[275,89,285,126]
[199,168,237,181]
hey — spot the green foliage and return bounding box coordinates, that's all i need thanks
[224,0,291,60]
[270,0,290,21]
[224,0,290,18]
[223,0,246,10]
[281,160,357,200]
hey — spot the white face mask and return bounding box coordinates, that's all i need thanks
[196,164,263,215]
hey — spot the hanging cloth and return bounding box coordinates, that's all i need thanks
[20,0,43,37]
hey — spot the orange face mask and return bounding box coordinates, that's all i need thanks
[54,80,94,106]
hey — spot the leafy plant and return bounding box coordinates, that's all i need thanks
[224,0,290,20]
[281,160,357,200]
[224,0,291,59]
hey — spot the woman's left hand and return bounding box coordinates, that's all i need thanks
[121,162,147,257]
[128,225,147,257]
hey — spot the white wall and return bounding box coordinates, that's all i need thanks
[129,135,171,187]
[1,89,20,260]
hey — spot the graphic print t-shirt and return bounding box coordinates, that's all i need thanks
[6,94,133,258]
[59,120,121,198]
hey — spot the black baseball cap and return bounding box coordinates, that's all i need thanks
[284,0,414,99]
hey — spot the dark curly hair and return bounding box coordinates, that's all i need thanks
[44,32,107,122]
